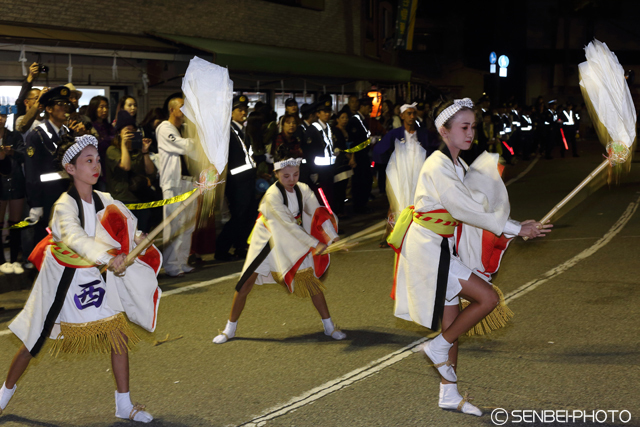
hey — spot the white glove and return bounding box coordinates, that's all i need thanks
[370,136,380,145]
[310,173,319,184]
[333,148,342,155]
[26,207,43,224]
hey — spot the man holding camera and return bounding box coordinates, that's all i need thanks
[23,86,74,243]
[14,63,47,136]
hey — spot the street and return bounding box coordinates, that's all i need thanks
[0,139,639,427]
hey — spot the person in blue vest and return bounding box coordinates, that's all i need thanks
[23,86,74,244]
[215,95,257,262]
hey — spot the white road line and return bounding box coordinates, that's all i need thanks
[161,272,240,297]
[505,195,640,303]
[238,193,640,426]
[505,156,540,186]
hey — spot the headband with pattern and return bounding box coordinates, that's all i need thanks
[434,98,474,130]
[62,135,99,167]
[274,157,303,171]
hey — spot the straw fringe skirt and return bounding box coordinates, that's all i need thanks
[50,312,139,356]
[273,267,326,298]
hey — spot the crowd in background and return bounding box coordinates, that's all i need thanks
[0,63,589,278]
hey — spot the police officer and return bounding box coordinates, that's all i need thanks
[299,103,317,133]
[303,96,335,209]
[544,100,562,159]
[348,96,374,214]
[561,102,579,157]
[519,106,535,160]
[215,95,257,262]
[23,86,73,242]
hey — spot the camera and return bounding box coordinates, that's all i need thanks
[131,131,143,151]
[37,64,49,73]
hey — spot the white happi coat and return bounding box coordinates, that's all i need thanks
[386,130,427,216]
[10,190,162,355]
[240,182,338,292]
[394,150,518,330]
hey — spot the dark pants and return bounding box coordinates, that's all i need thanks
[334,179,348,216]
[352,152,372,213]
[216,176,256,256]
[0,222,21,263]
[376,163,387,199]
[564,127,578,156]
[313,166,334,212]
[131,207,162,234]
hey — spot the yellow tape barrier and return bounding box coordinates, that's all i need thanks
[3,189,199,230]
[344,139,371,153]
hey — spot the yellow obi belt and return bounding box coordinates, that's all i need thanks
[387,207,460,252]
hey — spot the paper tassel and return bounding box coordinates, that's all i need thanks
[112,54,118,80]
[19,45,27,77]
[142,72,149,94]
[66,54,73,83]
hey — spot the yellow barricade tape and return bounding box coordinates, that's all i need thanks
[124,188,198,210]
[2,189,199,230]
[344,139,371,153]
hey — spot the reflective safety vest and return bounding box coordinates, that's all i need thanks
[230,126,256,175]
[312,121,336,166]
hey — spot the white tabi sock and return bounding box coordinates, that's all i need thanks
[439,383,482,416]
[0,382,17,412]
[322,317,346,340]
[424,334,457,382]
[115,391,153,423]
[213,320,237,344]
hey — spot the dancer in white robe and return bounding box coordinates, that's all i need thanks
[213,146,346,344]
[388,98,552,416]
[0,135,161,423]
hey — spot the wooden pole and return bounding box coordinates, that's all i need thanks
[523,159,609,240]
[101,190,200,272]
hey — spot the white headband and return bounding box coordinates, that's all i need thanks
[62,135,99,167]
[274,157,303,171]
[400,103,417,114]
[434,98,474,130]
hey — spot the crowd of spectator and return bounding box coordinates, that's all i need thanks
[0,63,588,278]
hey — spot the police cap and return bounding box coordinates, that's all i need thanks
[416,100,426,111]
[39,86,71,107]
[315,96,332,112]
[300,103,316,117]
[284,97,298,107]
[233,95,249,109]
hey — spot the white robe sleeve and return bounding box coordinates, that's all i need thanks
[262,189,319,249]
[433,166,507,236]
[300,183,338,243]
[502,219,522,238]
[50,194,114,265]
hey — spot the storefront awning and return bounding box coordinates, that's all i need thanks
[152,32,412,82]
[0,23,193,61]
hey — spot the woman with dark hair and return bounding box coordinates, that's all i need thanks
[389,98,552,416]
[115,96,138,125]
[105,111,157,232]
[332,109,356,217]
[0,112,26,274]
[139,108,166,154]
[378,100,401,131]
[87,95,115,184]
[272,113,303,158]
[246,104,278,179]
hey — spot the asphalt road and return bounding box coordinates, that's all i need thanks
[0,140,639,427]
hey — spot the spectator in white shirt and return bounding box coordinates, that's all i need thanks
[156,97,196,277]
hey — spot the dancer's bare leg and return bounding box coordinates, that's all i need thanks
[229,272,258,322]
[440,305,460,385]
[4,345,32,389]
[213,273,258,344]
[111,344,129,393]
[311,292,330,319]
[442,274,499,343]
